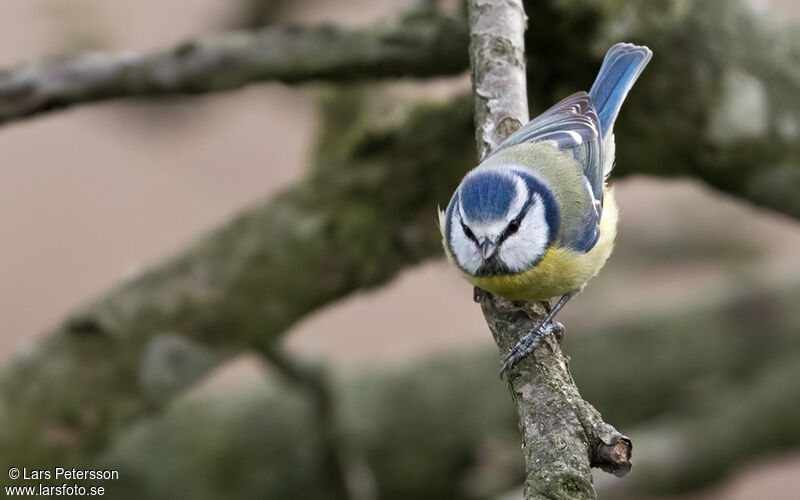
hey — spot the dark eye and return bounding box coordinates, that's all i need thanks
[507,218,521,234]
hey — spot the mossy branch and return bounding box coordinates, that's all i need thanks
[0,91,476,470]
[1,0,799,475]
[467,1,629,498]
[0,0,797,219]
[93,266,800,500]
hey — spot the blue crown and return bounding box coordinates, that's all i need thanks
[458,171,517,222]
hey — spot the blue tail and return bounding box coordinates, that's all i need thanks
[589,43,652,136]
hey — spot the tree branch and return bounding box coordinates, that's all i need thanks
[93,266,800,500]
[0,90,476,470]
[0,0,798,219]
[467,0,528,159]
[2,0,799,474]
[0,12,467,124]
[466,1,629,498]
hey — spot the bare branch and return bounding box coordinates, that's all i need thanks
[467,0,528,159]
[1,1,798,226]
[0,13,467,125]
[466,1,629,498]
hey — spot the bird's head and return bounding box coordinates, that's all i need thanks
[443,167,559,277]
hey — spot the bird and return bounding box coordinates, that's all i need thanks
[439,43,652,376]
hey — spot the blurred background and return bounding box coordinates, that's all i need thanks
[1,0,799,499]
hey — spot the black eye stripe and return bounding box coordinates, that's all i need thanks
[500,198,534,242]
[457,194,534,247]
[459,218,478,243]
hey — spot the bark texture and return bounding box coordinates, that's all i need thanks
[467,1,629,498]
[481,298,631,499]
[467,0,529,159]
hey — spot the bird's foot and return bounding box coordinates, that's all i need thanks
[500,321,565,378]
[552,321,566,344]
[473,286,486,303]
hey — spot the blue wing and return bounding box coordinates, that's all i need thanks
[486,43,651,254]
[489,42,651,199]
[491,92,605,207]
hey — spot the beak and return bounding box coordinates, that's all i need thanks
[480,239,498,259]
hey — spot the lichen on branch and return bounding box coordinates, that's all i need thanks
[1,0,799,480]
[465,1,631,498]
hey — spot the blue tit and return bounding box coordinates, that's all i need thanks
[440,43,652,374]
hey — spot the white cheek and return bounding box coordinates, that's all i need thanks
[498,203,549,272]
[449,212,482,274]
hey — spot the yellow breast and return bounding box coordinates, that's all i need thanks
[442,188,618,301]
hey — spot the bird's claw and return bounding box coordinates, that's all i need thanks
[551,321,566,344]
[499,321,565,378]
